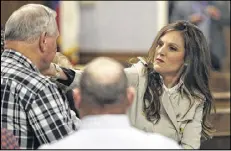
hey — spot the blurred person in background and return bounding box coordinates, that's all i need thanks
[168,1,175,23]
[170,1,230,71]
[1,4,80,149]
[40,57,181,149]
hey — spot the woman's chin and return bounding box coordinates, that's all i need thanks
[153,66,162,73]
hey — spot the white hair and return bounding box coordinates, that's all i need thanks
[5,4,58,42]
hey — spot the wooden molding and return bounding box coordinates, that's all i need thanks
[79,51,147,65]
[1,1,45,25]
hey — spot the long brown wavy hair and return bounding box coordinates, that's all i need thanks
[141,20,215,140]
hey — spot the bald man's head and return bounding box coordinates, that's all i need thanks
[85,57,124,85]
[79,57,128,107]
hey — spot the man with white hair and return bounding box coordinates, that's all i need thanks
[1,4,80,149]
[1,25,4,54]
[40,57,181,149]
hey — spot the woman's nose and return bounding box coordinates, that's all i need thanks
[157,46,166,56]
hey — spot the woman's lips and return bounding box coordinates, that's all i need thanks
[155,58,164,63]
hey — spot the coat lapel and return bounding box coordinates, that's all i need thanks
[161,91,179,133]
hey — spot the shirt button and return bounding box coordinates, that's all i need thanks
[179,127,184,133]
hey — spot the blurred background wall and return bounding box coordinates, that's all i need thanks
[78,1,167,52]
[1,1,168,64]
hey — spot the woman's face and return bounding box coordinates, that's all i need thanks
[153,30,185,77]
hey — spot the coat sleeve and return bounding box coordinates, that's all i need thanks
[68,69,83,89]
[125,61,148,126]
[181,101,204,149]
[55,63,140,91]
[124,66,139,87]
[50,67,83,92]
[69,65,140,89]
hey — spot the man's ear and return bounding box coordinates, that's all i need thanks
[72,88,81,109]
[39,32,47,53]
[126,86,135,107]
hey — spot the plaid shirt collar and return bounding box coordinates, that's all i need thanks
[2,49,40,73]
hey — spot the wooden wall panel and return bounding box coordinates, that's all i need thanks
[1,1,45,25]
[79,51,146,66]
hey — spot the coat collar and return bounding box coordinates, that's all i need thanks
[160,74,185,133]
[161,91,180,133]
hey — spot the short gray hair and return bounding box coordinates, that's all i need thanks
[1,26,4,53]
[5,4,57,42]
[80,57,128,107]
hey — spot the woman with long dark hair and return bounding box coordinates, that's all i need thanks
[125,20,215,149]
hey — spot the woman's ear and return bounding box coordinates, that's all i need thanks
[39,32,47,53]
[72,88,81,109]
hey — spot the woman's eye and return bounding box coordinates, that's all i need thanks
[169,46,177,51]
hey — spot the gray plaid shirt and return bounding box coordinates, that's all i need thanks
[1,49,80,149]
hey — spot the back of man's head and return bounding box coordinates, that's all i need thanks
[74,57,134,116]
[5,4,57,43]
[1,25,4,54]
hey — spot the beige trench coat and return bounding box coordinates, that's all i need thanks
[125,61,205,149]
[68,61,205,149]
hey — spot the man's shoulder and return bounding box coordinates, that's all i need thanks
[39,128,181,149]
[129,127,181,148]
[1,63,57,93]
[39,131,78,149]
